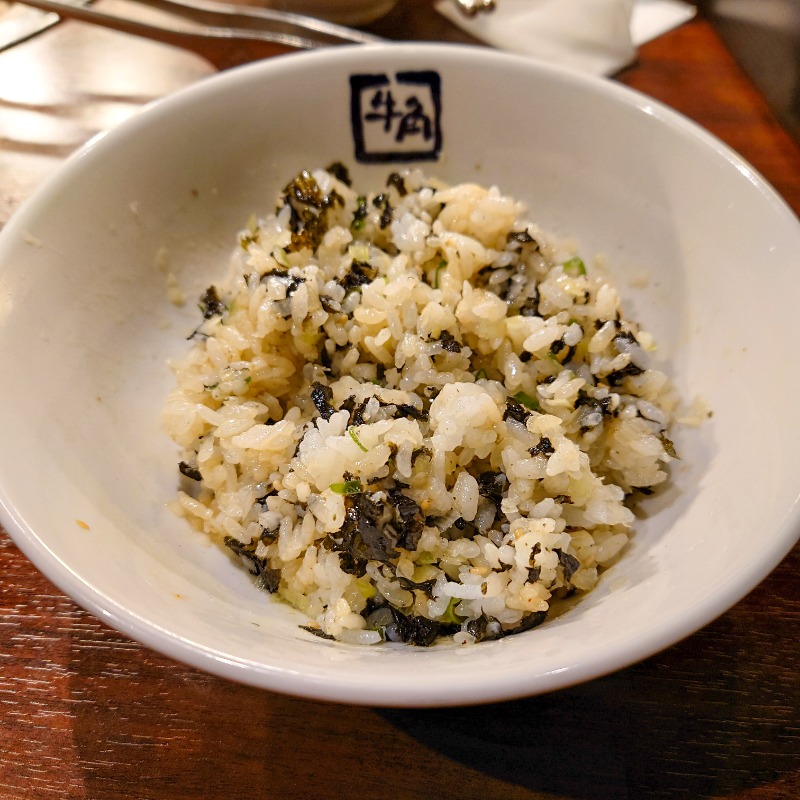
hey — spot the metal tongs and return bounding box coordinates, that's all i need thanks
[11,0,385,68]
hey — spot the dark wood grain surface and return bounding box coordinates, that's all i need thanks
[1,4,799,799]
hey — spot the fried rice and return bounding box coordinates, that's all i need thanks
[162,164,678,646]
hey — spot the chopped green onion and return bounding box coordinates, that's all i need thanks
[433,259,447,289]
[563,256,586,276]
[351,196,368,231]
[475,368,488,381]
[355,576,377,599]
[330,479,363,495]
[441,597,465,625]
[513,390,540,411]
[348,427,368,452]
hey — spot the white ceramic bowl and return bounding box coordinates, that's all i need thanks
[1,44,799,707]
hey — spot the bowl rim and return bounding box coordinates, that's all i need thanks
[1,42,799,707]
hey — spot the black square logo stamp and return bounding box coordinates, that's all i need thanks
[350,70,442,163]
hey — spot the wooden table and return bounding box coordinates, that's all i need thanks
[1,4,799,798]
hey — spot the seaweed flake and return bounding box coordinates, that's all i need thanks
[613,330,639,348]
[199,285,226,319]
[393,403,428,422]
[281,170,342,251]
[255,490,278,508]
[503,398,531,425]
[261,268,305,297]
[396,576,436,595]
[528,437,555,457]
[338,260,377,293]
[326,161,352,186]
[518,288,541,318]
[606,362,645,386]
[311,382,335,420]
[387,172,408,196]
[411,446,433,466]
[224,536,280,592]
[477,471,508,504]
[386,488,425,550]
[507,230,538,247]
[660,434,678,458]
[435,330,462,353]
[371,193,394,229]
[337,493,398,565]
[342,396,370,426]
[300,624,337,640]
[178,461,202,481]
[365,603,447,646]
[556,549,581,581]
[319,295,341,314]
[575,390,613,415]
[351,196,369,231]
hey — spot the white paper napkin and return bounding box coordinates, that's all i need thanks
[434,0,697,76]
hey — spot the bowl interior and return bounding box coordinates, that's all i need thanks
[1,44,798,706]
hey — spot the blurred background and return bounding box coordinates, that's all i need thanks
[697,0,800,143]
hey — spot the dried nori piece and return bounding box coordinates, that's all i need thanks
[503,398,531,425]
[178,461,202,481]
[386,488,425,551]
[224,536,280,593]
[402,614,443,646]
[660,434,678,459]
[465,610,547,642]
[311,382,335,420]
[449,517,478,539]
[518,293,541,317]
[505,610,548,636]
[477,471,508,504]
[465,615,488,641]
[613,330,639,348]
[281,170,343,251]
[396,576,436,595]
[199,285,226,319]
[606,362,645,386]
[255,490,279,508]
[351,196,369,230]
[528,436,555,457]
[336,493,398,565]
[386,488,421,520]
[575,390,613,415]
[338,260,377,293]
[300,624,337,640]
[326,161,352,186]
[506,229,538,247]
[411,446,433,466]
[371,193,394,229]
[319,295,341,314]
[556,549,581,581]
[319,344,333,374]
[350,397,370,425]
[393,403,428,421]
[365,602,447,647]
[436,330,462,353]
[260,268,304,297]
[339,396,369,426]
[387,172,408,196]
